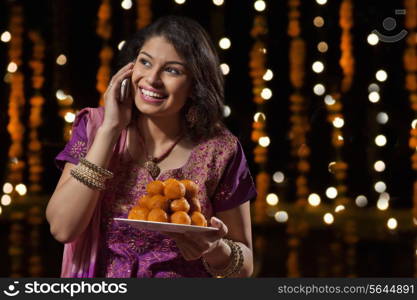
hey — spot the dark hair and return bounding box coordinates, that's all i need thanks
[114,15,225,142]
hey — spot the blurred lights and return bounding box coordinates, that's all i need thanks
[219,37,231,50]
[254,0,266,12]
[15,183,27,196]
[118,41,126,51]
[325,187,338,199]
[335,205,345,213]
[374,160,386,172]
[332,117,344,128]
[64,112,76,123]
[213,0,224,6]
[323,213,334,224]
[174,0,186,4]
[376,112,389,124]
[308,193,321,206]
[313,16,324,28]
[412,119,417,129]
[261,88,272,100]
[263,69,273,81]
[375,135,387,147]
[368,91,380,103]
[368,83,380,93]
[312,61,324,73]
[316,0,327,4]
[355,195,368,207]
[379,192,390,201]
[328,161,336,173]
[259,136,270,147]
[274,211,288,223]
[56,54,67,66]
[273,171,285,183]
[121,0,133,9]
[376,70,388,82]
[1,195,11,206]
[367,33,379,45]
[1,31,11,43]
[223,105,231,118]
[324,95,336,105]
[266,193,279,206]
[254,112,266,122]
[313,83,325,96]
[56,89,66,100]
[317,41,328,53]
[7,62,18,73]
[374,181,387,193]
[220,63,230,75]
[387,218,398,230]
[2,183,13,194]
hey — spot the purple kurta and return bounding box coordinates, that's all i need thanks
[55,107,257,277]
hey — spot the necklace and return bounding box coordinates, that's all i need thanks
[136,127,184,179]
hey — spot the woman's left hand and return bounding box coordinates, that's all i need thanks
[164,216,228,261]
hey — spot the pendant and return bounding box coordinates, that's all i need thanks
[144,160,161,179]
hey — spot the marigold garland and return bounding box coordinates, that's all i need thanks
[96,0,113,106]
[288,0,310,209]
[404,0,417,277]
[27,30,45,193]
[6,5,25,184]
[136,0,152,29]
[249,13,270,224]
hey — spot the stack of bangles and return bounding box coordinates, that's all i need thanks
[70,157,114,191]
[202,238,244,278]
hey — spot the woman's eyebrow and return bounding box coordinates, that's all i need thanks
[139,51,186,66]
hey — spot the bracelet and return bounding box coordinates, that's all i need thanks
[202,238,244,278]
[70,167,106,191]
[79,157,113,179]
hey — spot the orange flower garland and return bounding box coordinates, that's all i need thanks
[287,0,309,208]
[405,0,417,223]
[6,5,25,184]
[339,0,354,93]
[96,0,113,106]
[136,0,152,29]
[27,30,45,193]
[249,14,270,223]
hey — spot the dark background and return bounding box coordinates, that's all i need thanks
[0,0,415,277]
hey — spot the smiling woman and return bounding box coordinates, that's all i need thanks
[45,16,257,278]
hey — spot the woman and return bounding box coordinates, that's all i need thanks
[46,15,257,278]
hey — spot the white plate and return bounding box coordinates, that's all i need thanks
[113,218,219,233]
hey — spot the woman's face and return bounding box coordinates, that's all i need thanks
[131,36,192,118]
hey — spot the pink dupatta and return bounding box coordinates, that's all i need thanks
[60,107,127,277]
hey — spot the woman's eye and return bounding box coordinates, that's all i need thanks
[140,59,151,67]
[165,67,181,75]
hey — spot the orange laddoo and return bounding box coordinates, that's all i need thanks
[170,197,190,213]
[180,179,198,199]
[136,194,150,208]
[191,211,207,227]
[147,194,169,211]
[164,179,186,199]
[147,208,169,222]
[189,197,202,213]
[170,211,191,225]
[128,206,149,221]
[146,180,165,196]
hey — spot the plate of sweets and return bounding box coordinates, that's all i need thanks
[114,178,219,233]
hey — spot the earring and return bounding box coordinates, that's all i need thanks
[186,105,198,128]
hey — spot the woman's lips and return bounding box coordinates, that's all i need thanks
[138,87,168,103]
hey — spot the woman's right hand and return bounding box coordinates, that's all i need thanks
[101,62,135,132]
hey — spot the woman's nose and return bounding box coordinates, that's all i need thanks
[145,68,162,86]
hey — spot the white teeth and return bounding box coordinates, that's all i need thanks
[141,88,166,99]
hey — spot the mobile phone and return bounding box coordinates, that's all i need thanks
[120,78,130,102]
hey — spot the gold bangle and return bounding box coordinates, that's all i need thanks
[79,157,113,179]
[202,238,243,278]
[70,166,106,191]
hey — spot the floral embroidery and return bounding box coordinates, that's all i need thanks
[96,129,241,278]
[69,140,87,159]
